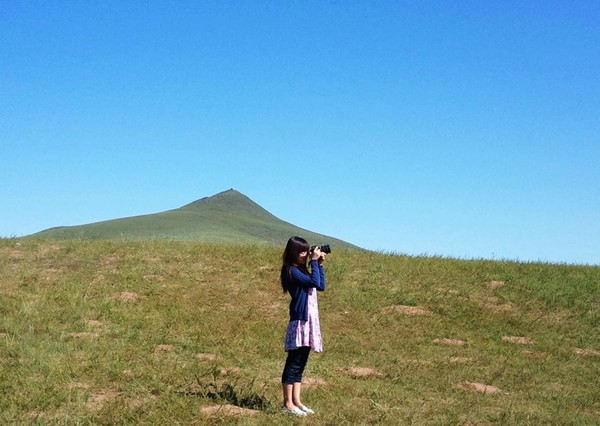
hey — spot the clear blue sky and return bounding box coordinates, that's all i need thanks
[1,1,599,265]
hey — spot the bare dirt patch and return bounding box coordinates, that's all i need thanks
[43,267,62,279]
[340,366,384,378]
[219,367,242,375]
[471,295,512,313]
[502,336,534,345]
[85,320,104,328]
[382,305,430,316]
[127,386,157,409]
[449,357,473,364]
[143,274,165,283]
[68,382,90,391]
[486,302,512,313]
[68,332,100,339]
[100,255,120,267]
[4,248,24,259]
[259,265,274,272]
[128,396,153,409]
[38,244,61,256]
[122,369,134,378]
[434,338,466,347]
[573,347,600,357]
[87,390,119,411]
[487,280,505,289]
[435,287,460,295]
[155,344,174,352]
[117,292,139,302]
[201,404,260,416]
[91,273,106,285]
[458,381,502,394]
[302,377,328,387]
[196,353,218,361]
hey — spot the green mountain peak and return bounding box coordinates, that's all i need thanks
[29,189,360,249]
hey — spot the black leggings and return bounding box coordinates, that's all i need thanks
[281,347,311,384]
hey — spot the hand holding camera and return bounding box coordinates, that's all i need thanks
[310,244,331,263]
[310,246,322,261]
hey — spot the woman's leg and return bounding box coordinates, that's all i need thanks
[292,347,311,407]
[282,383,294,410]
[292,382,303,406]
[282,348,305,409]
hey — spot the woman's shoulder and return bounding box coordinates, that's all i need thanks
[291,265,309,274]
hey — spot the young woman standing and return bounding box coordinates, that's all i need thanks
[280,236,326,416]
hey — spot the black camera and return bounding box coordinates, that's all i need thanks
[310,244,331,254]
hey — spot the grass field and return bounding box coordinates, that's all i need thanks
[1,239,598,424]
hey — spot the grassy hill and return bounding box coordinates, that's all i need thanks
[1,239,598,424]
[31,189,360,250]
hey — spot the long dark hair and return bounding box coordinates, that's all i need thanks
[280,236,310,293]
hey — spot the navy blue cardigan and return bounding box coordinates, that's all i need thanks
[283,260,326,322]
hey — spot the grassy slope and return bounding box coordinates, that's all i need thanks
[31,189,359,250]
[1,239,598,424]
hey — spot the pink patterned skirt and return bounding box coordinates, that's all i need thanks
[284,288,323,352]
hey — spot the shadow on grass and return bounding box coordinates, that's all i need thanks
[178,373,274,412]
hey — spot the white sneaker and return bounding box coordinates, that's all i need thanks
[281,406,307,416]
[298,405,315,414]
